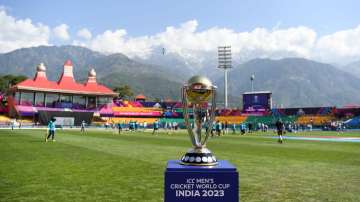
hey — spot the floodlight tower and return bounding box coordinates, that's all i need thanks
[218,46,232,108]
[250,74,255,92]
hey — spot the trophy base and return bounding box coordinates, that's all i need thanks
[180,148,218,166]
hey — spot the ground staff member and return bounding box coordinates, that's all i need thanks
[275,119,284,144]
[153,120,159,135]
[46,118,56,142]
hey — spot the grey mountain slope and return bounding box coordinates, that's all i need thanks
[215,58,360,107]
[1,46,360,107]
[133,51,194,79]
[0,45,103,81]
[0,45,185,99]
[343,60,360,79]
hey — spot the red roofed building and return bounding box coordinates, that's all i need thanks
[8,60,117,125]
[14,60,116,96]
[135,94,146,102]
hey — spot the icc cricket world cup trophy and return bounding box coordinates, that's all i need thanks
[180,75,218,166]
[165,75,239,202]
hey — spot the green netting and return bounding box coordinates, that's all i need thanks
[244,115,298,125]
[161,115,298,125]
[173,108,193,113]
[159,118,193,123]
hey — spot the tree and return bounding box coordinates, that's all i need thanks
[153,97,161,102]
[0,74,27,92]
[113,85,134,99]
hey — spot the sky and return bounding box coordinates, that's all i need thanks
[1,0,360,65]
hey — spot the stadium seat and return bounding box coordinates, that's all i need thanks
[296,115,334,125]
[109,117,158,124]
[215,116,248,124]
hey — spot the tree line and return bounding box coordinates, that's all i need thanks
[113,85,161,102]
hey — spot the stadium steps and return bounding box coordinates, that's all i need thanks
[296,115,334,125]
[112,107,162,112]
[0,115,11,122]
[245,115,298,125]
[108,117,158,124]
[215,116,248,124]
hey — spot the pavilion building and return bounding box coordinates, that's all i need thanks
[8,60,117,125]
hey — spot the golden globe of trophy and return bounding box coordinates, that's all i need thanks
[180,75,218,166]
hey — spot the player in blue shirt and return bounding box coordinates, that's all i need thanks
[215,121,222,136]
[46,118,56,142]
[240,123,246,135]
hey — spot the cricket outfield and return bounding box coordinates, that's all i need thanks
[0,129,359,201]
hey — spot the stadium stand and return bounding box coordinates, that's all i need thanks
[1,61,359,128]
[159,118,188,124]
[0,115,11,122]
[272,107,335,116]
[335,106,360,118]
[92,116,107,124]
[344,115,360,128]
[215,116,247,124]
[245,115,297,126]
[108,117,158,124]
[296,115,334,125]
[216,108,242,116]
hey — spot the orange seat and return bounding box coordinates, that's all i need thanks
[296,115,333,125]
[107,117,158,124]
[215,116,247,124]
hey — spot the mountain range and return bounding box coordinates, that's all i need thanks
[342,61,360,79]
[0,46,185,100]
[0,45,360,107]
[215,58,360,107]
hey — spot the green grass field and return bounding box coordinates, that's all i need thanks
[0,129,359,202]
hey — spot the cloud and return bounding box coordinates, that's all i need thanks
[82,20,360,65]
[53,24,70,41]
[86,29,153,58]
[77,28,92,40]
[81,20,318,66]
[0,9,50,53]
[315,25,360,63]
[1,7,360,66]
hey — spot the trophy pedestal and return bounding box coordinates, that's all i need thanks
[180,147,218,166]
[164,160,239,202]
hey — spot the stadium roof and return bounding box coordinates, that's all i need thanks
[135,94,146,100]
[13,60,117,96]
[243,91,272,95]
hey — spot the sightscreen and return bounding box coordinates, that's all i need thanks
[243,93,271,113]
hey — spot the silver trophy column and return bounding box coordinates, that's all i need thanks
[180,75,218,166]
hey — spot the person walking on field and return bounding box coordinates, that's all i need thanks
[231,123,236,134]
[211,121,216,137]
[240,123,246,135]
[80,120,86,133]
[143,121,147,132]
[215,121,222,136]
[10,119,15,130]
[46,118,56,142]
[152,120,159,135]
[275,118,284,144]
[117,121,123,134]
